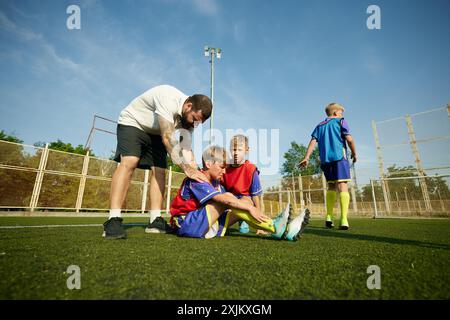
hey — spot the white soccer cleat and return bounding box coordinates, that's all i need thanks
[271,203,292,239]
[284,208,311,241]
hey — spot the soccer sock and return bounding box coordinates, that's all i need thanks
[109,209,121,219]
[339,192,350,226]
[326,190,337,221]
[149,210,161,223]
[231,209,275,233]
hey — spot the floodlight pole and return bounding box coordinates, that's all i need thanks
[204,46,221,144]
[210,50,215,144]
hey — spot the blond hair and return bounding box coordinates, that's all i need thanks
[230,134,249,149]
[325,103,345,116]
[202,145,228,168]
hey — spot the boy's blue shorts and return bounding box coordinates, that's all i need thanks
[173,206,230,239]
[321,158,351,183]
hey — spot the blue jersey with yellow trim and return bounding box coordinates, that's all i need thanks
[311,117,351,163]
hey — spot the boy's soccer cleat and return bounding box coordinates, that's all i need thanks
[103,217,127,239]
[339,224,349,230]
[239,221,250,234]
[325,221,334,228]
[284,208,311,242]
[145,216,172,234]
[271,203,292,239]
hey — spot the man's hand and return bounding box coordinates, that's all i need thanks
[351,153,357,163]
[248,206,270,223]
[184,165,209,183]
[299,157,309,168]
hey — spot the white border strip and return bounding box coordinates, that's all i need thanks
[0,223,147,229]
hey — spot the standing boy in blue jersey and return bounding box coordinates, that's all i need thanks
[299,103,357,230]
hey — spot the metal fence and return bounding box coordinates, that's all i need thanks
[0,140,185,214]
[261,172,450,218]
[1,139,449,217]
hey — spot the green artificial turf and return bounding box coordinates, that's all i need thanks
[0,216,449,300]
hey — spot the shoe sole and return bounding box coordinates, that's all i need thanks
[102,231,127,239]
[145,228,166,234]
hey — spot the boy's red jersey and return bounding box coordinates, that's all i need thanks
[221,160,257,196]
[170,177,200,217]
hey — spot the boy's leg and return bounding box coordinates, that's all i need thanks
[238,197,252,233]
[337,182,350,229]
[326,182,338,227]
[208,199,276,233]
[229,211,275,233]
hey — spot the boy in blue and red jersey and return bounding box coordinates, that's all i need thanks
[221,135,263,234]
[170,145,309,241]
[300,103,357,230]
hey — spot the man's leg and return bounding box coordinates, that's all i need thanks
[104,156,139,239]
[110,156,140,211]
[337,182,350,229]
[326,182,338,228]
[145,166,169,233]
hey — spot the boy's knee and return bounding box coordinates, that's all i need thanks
[207,201,227,213]
[337,182,348,192]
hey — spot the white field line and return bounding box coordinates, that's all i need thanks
[0,223,147,229]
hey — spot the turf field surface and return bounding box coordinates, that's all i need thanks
[0,216,449,299]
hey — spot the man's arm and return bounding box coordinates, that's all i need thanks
[345,135,357,163]
[212,193,269,223]
[299,138,317,168]
[182,149,199,168]
[158,115,208,182]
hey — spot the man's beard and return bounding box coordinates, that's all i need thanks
[180,115,193,129]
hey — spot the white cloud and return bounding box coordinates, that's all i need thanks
[192,0,219,16]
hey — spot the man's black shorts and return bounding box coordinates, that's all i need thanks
[114,124,167,169]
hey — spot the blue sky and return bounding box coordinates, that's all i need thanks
[0,0,449,184]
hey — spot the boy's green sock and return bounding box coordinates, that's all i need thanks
[326,190,337,221]
[231,209,275,233]
[340,191,350,226]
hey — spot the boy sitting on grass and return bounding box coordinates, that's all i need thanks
[170,145,309,241]
[221,134,265,234]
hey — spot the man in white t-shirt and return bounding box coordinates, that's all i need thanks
[103,85,212,239]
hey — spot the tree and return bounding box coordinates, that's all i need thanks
[360,164,450,202]
[0,130,23,143]
[33,139,92,156]
[281,141,321,177]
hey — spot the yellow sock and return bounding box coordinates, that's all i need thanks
[326,190,337,221]
[340,192,350,226]
[231,209,275,233]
